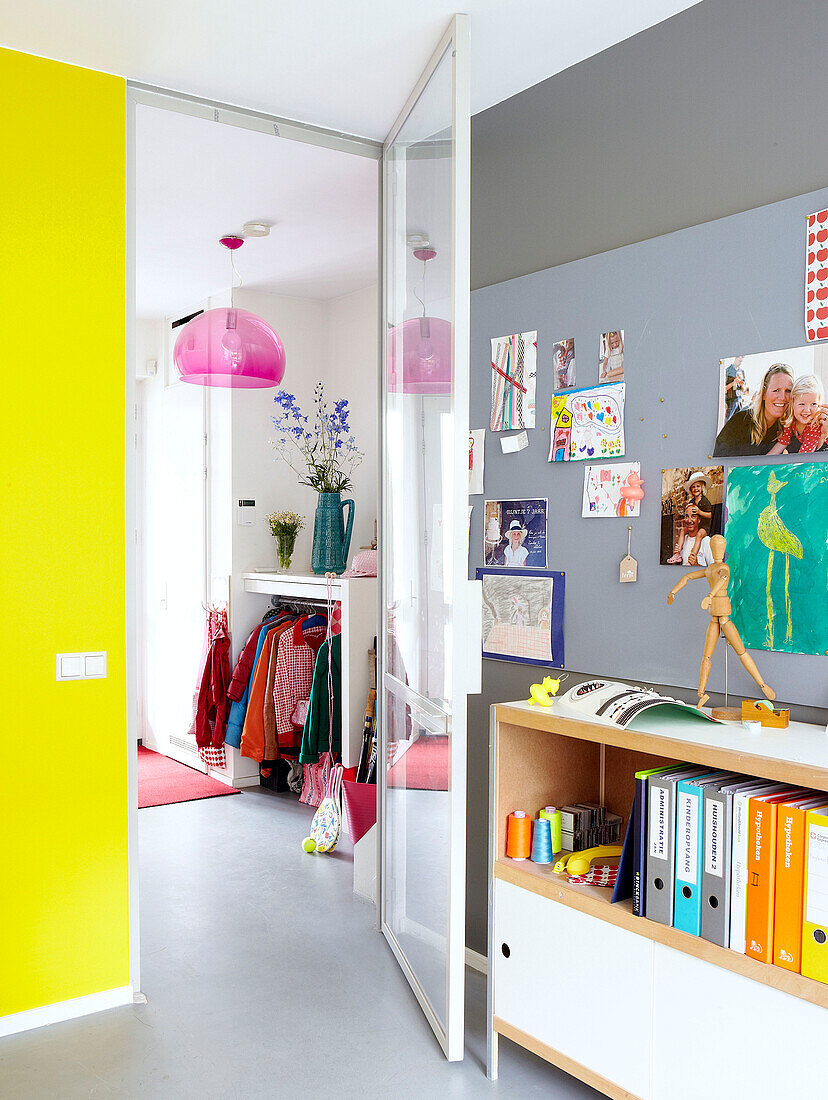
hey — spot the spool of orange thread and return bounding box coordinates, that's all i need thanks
[506,810,531,860]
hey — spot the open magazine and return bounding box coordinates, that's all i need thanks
[553,679,718,728]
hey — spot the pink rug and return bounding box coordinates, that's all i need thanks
[137,745,240,808]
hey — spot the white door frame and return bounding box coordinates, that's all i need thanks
[124,84,381,998]
[378,14,475,1062]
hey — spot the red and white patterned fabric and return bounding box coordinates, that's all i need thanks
[199,745,227,769]
[330,601,342,637]
[273,617,327,755]
[567,863,618,887]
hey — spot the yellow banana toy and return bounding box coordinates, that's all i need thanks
[553,845,623,876]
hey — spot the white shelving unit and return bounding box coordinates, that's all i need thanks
[241,571,377,769]
[487,703,828,1099]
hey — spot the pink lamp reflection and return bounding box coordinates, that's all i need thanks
[387,246,451,394]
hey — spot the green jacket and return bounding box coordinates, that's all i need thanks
[299,634,341,763]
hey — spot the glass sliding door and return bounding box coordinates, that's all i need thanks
[380,15,478,1061]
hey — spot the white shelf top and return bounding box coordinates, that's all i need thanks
[498,697,828,774]
[241,570,376,600]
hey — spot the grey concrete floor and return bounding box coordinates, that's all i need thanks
[0,787,600,1098]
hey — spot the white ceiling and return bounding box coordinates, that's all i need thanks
[135,104,379,317]
[3,1,701,140]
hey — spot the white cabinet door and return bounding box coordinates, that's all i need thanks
[493,881,653,1099]
[651,943,825,1099]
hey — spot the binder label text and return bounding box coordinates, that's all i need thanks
[649,785,668,859]
[677,791,698,883]
[705,798,723,878]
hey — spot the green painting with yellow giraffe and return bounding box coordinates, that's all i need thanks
[725,462,828,656]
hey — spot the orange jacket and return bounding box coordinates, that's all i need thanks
[240,621,294,762]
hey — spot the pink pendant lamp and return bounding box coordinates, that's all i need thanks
[174,235,285,388]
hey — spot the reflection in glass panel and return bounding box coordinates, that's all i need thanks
[385,690,450,1026]
[383,42,455,1040]
[385,46,454,710]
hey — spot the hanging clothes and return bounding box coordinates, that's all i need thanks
[225,611,293,748]
[273,616,327,757]
[226,622,270,703]
[193,607,231,751]
[240,617,296,762]
[299,633,342,764]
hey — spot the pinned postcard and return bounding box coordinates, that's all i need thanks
[469,429,485,495]
[582,462,641,518]
[490,330,537,431]
[806,209,828,342]
[548,382,625,462]
[553,338,576,391]
[599,331,625,382]
[501,430,529,454]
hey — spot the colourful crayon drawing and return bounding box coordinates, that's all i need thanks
[490,330,537,431]
[582,462,641,518]
[547,382,625,462]
[725,462,828,656]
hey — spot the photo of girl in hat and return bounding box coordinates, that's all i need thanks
[484,498,548,567]
[660,466,724,566]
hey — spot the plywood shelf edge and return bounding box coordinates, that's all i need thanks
[493,703,828,789]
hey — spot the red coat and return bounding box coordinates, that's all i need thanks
[226,623,267,703]
[195,632,231,748]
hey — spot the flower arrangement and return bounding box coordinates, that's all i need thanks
[271,382,363,494]
[265,510,305,570]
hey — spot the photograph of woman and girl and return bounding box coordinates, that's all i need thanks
[713,345,828,457]
[599,330,625,383]
[661,466,724,567]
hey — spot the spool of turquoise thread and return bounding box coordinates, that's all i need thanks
[540,806,562,853]
[530,816,553,864]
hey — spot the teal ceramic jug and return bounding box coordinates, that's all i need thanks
[311,492,355,574]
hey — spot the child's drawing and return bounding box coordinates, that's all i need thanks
[725,462,828,656]
[548,383,625,462]
[582,462,641,518]
[476,568,565,667]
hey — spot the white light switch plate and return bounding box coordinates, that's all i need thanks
[56,651,107,681]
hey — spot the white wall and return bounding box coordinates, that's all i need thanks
[322,283,379,554]
[229,285,378,654]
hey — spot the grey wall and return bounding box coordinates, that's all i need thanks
[471,0,828,290]
[464,186,828,954]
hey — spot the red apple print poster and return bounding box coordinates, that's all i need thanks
[806,208,828,342]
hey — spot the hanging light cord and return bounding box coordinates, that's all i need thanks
[411,260,426,321]
[229,249,243,290]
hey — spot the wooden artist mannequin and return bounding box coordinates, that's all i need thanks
[667,533,775,707]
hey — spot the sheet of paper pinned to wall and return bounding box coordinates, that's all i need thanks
[582,461,641,518]
[548,382,625,463]
[490,330,537,431]
[806,209,828,342]
[501,430,529,454]
[469,429,485,494]
[725,461,828,656]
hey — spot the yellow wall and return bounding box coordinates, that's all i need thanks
[0,48,129,1017]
